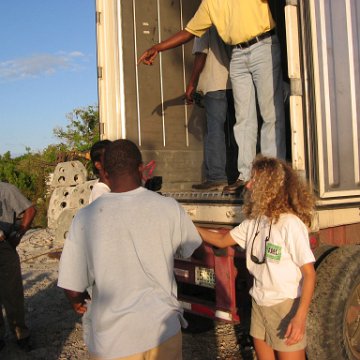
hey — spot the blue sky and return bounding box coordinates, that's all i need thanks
[0,1,97,156]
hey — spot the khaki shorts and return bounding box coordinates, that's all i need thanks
[250,298,306,352]
[90,331,182,360]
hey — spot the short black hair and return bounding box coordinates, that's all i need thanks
[90,140,112,175]
[104,139,142,176]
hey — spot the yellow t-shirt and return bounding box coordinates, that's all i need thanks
[185,0,276,45]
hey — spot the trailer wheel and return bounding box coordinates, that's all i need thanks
[307,245,360,360]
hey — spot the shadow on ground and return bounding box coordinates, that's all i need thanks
[182,313,255,360]
[0,271,85,359]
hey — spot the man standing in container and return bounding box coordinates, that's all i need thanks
[58,139,202,359]
[138,0,286,195]
[186,26,235,191]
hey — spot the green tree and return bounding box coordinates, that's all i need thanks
[0,105,100,228]
[0,152,34,196]
[0,151,47,227]
[53,105,100,152]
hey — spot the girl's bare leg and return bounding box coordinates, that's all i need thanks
[276,349,306,360]
[253,337,276,360]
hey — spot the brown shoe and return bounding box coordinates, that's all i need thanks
[192,180,228,191]
[222,179,246,195]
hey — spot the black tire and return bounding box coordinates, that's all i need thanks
[312,244,337,269]
[307,245,360,360]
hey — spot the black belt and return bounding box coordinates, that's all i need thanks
[233,28,276,49]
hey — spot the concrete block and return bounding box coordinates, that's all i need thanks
[55,209,78,244]
[51,161,87,188]
[68,180,97,208]
[47,180,98,229]
[48,186,76,229]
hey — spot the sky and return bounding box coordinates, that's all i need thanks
[0,1,97,156]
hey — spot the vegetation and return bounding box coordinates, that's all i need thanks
[53,105,100,152]
[0,105,99,228]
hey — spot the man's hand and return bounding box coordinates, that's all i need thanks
[185,82,196,104]
[72,300,89,315]
[64,290,91,315]
[138,47,159,65]
[185,52,207,105]
[8,205,37,249]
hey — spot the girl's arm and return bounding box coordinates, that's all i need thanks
[196,226,237,248]
[284,262,316,345]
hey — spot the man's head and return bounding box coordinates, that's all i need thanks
[104,139,143,190]
[90,140,112,176]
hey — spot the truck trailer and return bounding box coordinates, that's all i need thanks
[95,1,360,359]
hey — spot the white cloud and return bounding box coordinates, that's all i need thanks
[0,51,89,81]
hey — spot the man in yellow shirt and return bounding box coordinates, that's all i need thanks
[139,0,286,195]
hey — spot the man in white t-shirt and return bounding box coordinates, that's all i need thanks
[88,140,112,203]
[58,139,202,360]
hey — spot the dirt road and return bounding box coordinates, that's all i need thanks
[0,229,254,360]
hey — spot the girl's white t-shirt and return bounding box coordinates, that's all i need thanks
[230,213,315,306]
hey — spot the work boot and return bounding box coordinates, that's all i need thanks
[222,179,246,195]
[192,180,227,191]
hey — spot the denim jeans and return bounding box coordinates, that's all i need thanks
[230,34,286,181]
[203,90,228,182]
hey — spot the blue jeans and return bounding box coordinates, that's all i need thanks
[203,90,228,182]
[230,34,286,181]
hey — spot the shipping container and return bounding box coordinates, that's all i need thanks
[95,1,360,359]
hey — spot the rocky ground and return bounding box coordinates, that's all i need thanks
[1,229,255,360]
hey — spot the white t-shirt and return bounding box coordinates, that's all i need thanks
[58,187,201,358]
[88,180,110,203]
[230,214,315,306]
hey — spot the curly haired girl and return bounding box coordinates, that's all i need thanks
[197,156,316,360]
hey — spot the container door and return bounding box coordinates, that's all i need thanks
[299,0,360,198]
[96,0,204,190]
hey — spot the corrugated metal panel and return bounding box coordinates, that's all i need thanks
[302,0,360,198]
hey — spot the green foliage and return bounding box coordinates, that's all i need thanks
[0,152,35,196]
[53,105,100,152]
[42,143,69,164]
[0,105,100,228]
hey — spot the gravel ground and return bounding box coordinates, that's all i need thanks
[0,229,255,360]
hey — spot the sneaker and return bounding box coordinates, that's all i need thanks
[222,178,247,195]
[192,180,227,191]
[17,336,33,352]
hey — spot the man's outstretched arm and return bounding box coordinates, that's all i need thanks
[138,30,195,65]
